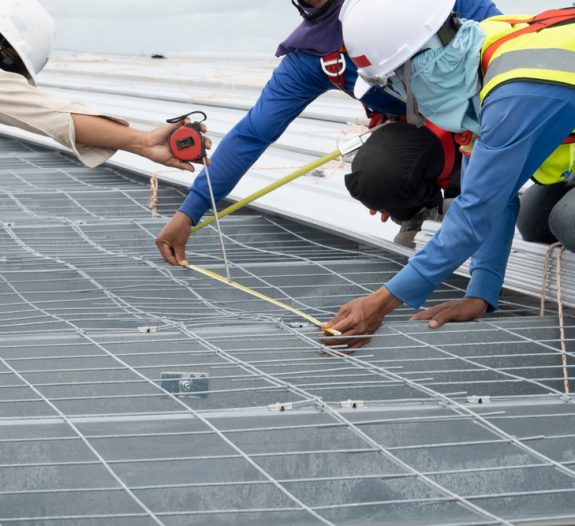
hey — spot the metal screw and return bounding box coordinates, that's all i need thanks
[180,380,193,392]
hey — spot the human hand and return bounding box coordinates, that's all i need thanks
[369,209,390,223]
[410,298,488,329]
[138,121,212,172]
[156,211,193,266]
[321,287,402,350]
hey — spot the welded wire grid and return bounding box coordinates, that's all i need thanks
[0,135,574,526]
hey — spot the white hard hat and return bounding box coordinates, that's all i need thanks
[0,0,56,85]
[340,0,456,98]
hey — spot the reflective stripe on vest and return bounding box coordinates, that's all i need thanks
[483,49,575,98]
[479,10,575,185]
[480,9,575,103]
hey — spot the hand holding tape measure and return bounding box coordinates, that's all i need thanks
[167,111,209,163]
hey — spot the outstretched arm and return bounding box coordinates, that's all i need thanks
[156,51,333,266]
[72,114,208,173]
[0,69,207,171]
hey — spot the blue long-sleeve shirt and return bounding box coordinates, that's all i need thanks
[179,0,501,225]
[385,82,575,310]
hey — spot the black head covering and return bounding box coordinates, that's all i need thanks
[345,122,446,221]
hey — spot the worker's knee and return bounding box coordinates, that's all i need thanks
[517,183,575,248]
[517,204,555,245]
[345,122,443,220]
[549,188,575,251]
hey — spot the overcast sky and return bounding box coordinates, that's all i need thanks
[37,0,570,55]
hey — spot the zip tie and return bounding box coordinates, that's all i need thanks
[467,395,491,404]
[180,262,341,336]
[269,402,293,412]
[203,157,232,282]
[341,399,365,409]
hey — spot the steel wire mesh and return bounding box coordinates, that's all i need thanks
[0,135,573,525]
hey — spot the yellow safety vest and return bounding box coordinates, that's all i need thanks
[479,9,575,185]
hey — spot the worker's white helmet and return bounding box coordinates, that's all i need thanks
[340,0,456,98]
[0,0,56,85]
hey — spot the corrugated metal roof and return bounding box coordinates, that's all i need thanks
[0,134,574,525]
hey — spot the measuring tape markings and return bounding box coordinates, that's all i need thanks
[165,114,379,338]
[180,262,341,336]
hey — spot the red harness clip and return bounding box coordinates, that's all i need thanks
[455,131,473,147]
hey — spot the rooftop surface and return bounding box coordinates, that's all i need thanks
[0,135,574,525]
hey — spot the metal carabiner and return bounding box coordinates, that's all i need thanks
[320,52,347,78]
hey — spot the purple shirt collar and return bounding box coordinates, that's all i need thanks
[276,0,345,57]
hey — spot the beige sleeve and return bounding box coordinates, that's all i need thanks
[0,70,129,168]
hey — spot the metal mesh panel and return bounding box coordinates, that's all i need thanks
[0,135,574,526]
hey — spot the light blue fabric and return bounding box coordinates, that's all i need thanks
[409,20,486,134]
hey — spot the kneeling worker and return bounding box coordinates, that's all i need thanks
[325,0,575,347]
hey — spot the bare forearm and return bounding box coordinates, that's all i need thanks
[72,114,146,154]
[71,113,204,172]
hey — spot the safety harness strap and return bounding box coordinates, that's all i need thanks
[481,7,575,75]
[321,45,377,119]
[481,8,575,148]
[425,121,456,189]
[321,47,348,91]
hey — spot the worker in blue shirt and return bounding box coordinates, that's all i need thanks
[324,1,575,349]
[155,0,501,263]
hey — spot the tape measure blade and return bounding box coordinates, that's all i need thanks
[183,264,341,336]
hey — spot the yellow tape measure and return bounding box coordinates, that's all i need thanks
[181,262,341,336]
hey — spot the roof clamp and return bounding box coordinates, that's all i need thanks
[161,372,209,398]
[467,395,491,405]
[341,399,365,409]
[268,402,294,413]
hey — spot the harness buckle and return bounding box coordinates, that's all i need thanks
[320,52,347,78]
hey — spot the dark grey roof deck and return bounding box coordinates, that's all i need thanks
[0,135,574,526]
